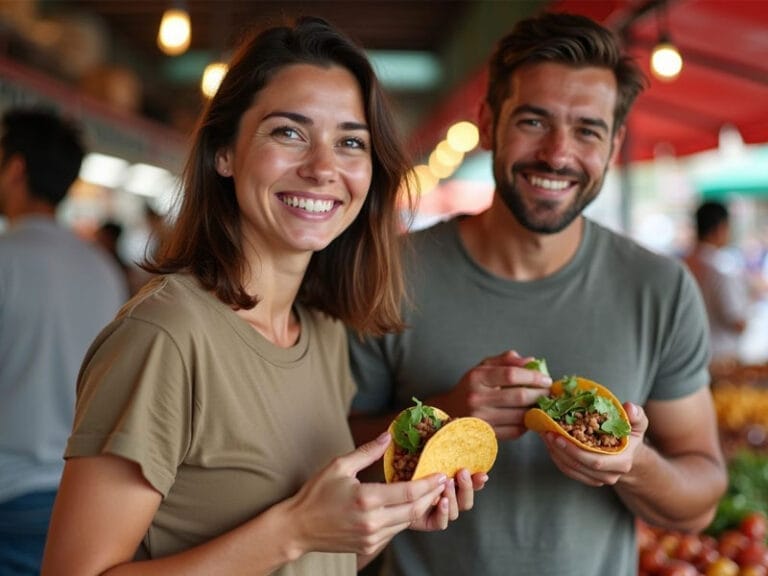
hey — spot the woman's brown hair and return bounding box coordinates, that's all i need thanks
[145,17,413,336]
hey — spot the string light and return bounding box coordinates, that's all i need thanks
[157,7,191,56]
[201,62,228,98]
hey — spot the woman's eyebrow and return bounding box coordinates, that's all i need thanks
[264,111,369,132]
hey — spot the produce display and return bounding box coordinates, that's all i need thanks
[638,363,768,575]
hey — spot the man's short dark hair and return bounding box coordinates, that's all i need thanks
[0,107,86,207]
[485,12,647,134]
[695,200,729,240]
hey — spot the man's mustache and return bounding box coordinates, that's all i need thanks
[511,161,587,185]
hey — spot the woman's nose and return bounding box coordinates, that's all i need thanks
[297,144,337,183]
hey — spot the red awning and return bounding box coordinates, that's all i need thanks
[409,0,768,164]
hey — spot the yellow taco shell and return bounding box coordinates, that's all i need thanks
[384,408,498,483]
[524,377,630,454]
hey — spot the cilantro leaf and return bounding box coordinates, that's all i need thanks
[392,397,444,453]
[524,358,550,377]
[536,376,630,439]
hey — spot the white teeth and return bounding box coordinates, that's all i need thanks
[529,175,569,190]
[280,195,334,213]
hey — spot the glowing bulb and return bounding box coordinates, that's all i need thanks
[651,42,682,81]
[201,62,228,98]
[158,8,191,56]
[446,121,479,152]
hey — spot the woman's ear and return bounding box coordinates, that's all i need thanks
[214,148,233,177]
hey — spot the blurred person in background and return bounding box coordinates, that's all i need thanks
[41,18,484,576]
[349,12,726,576]
[94,219,133,295]
[0,107,128,575]
[684,200,753,366]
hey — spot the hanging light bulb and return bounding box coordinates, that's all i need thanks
[157,7,191,56]
[651,35,683,81]
[650,4,682,82]
[201,61,228,99]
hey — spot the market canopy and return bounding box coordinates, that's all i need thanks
[409,0,768,165]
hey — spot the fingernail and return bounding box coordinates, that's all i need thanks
[376,432,390,443]
[438,474,447,484]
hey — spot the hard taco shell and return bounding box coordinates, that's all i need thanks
[384,409,498,483]
[524,377,630,454]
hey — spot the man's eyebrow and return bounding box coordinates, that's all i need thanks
[512,104,610,133]
[264,111,369,132]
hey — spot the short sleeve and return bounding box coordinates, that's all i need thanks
[652,266,711,400]
[66,317,191,496]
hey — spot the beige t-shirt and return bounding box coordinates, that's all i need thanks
[66,274,357,575]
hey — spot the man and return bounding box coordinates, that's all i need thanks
[684,200,751,365]
[349,12,727,576]
[0,107,128,574]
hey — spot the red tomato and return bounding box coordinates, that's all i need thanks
[657,559,698,576]
[694,545,721,571]
[719,530,750,559]
[675,533,704,562]
[736,541,768,567]
[639,545,669,573]
[740,513,768,542]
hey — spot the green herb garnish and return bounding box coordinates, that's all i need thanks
[536,376,630,438]
[392,397,444,453]
[524,357,550,377]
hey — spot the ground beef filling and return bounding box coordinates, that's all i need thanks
[558,411,622,450]
[391,416,452,482]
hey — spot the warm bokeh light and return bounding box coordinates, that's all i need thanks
[446,121,479,152]
[201,62,228,98]
[435,140,464,167]
[650,42,683,81]
[428,150,456,179]
[411,164,438,196]
[157,9,191,56]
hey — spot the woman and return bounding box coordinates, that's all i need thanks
[41,17,484,576]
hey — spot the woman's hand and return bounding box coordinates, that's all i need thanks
[409,467,488,531]
[285,432,486,558]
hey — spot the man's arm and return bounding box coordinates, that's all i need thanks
[614,387,727,532]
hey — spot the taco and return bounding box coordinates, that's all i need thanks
[524,375,631,454]
[384,397,498,483]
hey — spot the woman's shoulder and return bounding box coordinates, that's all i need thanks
[116,273,222,333]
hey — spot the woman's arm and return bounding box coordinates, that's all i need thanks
[42,434,454,576]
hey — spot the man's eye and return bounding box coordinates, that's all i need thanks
[578,127,602,140]
[519,118,543,128]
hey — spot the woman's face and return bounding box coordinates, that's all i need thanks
[215,63,372,257]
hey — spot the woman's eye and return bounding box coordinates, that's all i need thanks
[340,136,367,150]
[271,126,301,140]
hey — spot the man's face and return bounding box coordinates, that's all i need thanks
[480,62,625,234]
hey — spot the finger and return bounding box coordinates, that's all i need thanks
[444,478,459,520]
[479,350,522,366]
[454,469,474,513]
[338,432,391,477]
[471,472,489,491]
[373,473,447,509]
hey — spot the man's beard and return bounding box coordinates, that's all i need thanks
[494,159,608,234]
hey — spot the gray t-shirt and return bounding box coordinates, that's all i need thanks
[350,217,710,576]
[0,216,127,502]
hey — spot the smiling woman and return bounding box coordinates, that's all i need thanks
[40,16,486,576]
